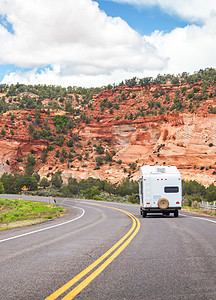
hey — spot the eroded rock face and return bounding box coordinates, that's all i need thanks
[0,81,215,187]
[0,140,18,174]
[0,111,215,186]
[76,113,216,185]
[0,138,47,174]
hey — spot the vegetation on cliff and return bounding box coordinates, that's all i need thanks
[0,68,215,117]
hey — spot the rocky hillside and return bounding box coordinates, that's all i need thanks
[0,69,216,186]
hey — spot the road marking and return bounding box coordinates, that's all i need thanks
[0,207,85,244]
[45,202,140,300]
[181,213,216,224]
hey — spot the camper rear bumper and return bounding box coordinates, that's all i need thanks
[141,207,181,213]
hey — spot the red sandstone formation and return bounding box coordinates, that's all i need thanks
[0,82,215,186]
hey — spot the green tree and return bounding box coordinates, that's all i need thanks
[125,77,137,87]
[14,174,38,192]
[139,77,152,87]
[129,162,137,171]
[0,181,5,193]
[104,153,112,163]
[205,184,216,202]
[51,171,63,188]
[148,100,154,109]
[40,177,50,188]
[33,172,40,183]
[171,77,179,85]
[115,178,138,196]
[25,155,36,175]
[64,177,80,195]
[1,173,15,193]
[82,186,100,199]
[96,156,104,166]
[35,110,41,125]
[56,135,65,146]
[28,123,35,134]
[95,144,104,155]
[182,180,206,197]
[54,115,68,133]
[66,138,74,147]
[41,150,48,163]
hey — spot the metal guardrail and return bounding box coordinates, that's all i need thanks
[199,202,216,210]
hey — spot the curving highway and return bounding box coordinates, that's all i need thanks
[0,195,216,299]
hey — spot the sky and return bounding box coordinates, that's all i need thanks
[0,0,215,87]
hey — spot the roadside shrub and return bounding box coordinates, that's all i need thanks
[191,200,199,208]
[93,196,103,201]
[128,193,139,204]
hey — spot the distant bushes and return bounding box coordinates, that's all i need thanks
[60,176,139,202]
[1,173,38,193]
[0,173,138,201]
[1,171,215,206]
[182,180,216,205]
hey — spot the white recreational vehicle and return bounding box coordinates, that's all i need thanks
[139,165,182,217]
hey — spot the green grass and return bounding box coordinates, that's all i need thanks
[0,198,65,224]
[182,206,216,216]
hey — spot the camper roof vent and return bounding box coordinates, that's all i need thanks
[156,167,165,173]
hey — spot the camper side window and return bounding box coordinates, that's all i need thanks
[164,186,179,193]
[140,179,143,195]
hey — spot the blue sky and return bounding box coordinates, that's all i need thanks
[0,0,215,87]
[0,14,14,34]
[95,0,193,35]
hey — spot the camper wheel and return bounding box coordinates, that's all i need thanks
[174,210,179,217]
[142,211,147,218]
[140,208,143,215]
[163,212,170,216]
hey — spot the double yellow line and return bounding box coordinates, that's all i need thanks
[45,202,140,300]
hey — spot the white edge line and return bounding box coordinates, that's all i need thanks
[181,213,216,224]
[0,206,85,243]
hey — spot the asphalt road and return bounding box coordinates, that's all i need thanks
[0,195,216,300]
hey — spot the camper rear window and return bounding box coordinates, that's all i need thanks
[164,186,179,193]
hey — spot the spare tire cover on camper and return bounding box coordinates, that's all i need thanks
[158,198,169,209]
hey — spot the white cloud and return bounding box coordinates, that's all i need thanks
[2,66,152,87]
[0,0,165,86]
[145,13,216,75]
[110,0,216,22]
[0,0,216,87]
